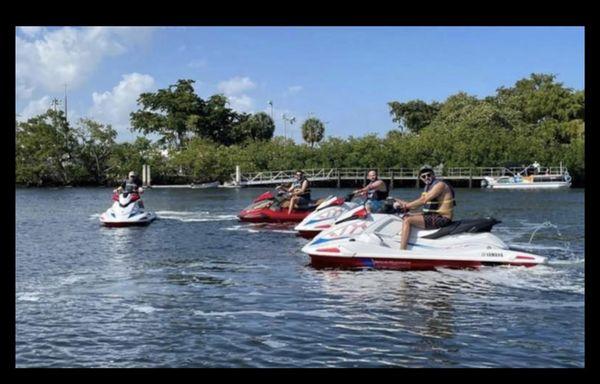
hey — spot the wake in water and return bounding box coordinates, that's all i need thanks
[155,210,238,222]
[224,223,298,234]
[436,264,583,295]
[90,210,238,223]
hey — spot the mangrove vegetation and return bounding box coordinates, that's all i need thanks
[16,74,584,187]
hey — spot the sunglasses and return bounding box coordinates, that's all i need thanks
[420,173,433,180]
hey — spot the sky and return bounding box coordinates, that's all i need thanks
[15,26,585,143]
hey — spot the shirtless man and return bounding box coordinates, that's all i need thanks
[393,165,455,250]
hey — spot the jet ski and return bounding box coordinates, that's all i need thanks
[302,206,546,270]
[238,190,326,223]
[295,195,401,239]
[294,193,364,239]
[100,191,156,227]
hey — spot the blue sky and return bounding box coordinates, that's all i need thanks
[16,26,584,142]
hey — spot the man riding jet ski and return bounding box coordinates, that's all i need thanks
[302,166,545,270]
[238,172,327,223]
[301,211,546,271]
[353,169,389,213]
[294,192,364,239]
[392,165,455,250]
[100,171,156,227]
[294,169,391,238]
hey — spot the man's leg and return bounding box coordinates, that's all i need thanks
[400,214,426,250]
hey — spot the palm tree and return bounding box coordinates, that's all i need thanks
[301,117,325,148]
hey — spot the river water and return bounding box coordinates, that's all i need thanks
[15,187,585,368]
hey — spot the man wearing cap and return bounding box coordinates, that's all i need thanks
[116,171,143,193]
[393,165,456,250]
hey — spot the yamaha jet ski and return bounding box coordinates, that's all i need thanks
[100,191,156,227]
[302,206,545,270]
[294,193,365,239]
[238,190,326,223]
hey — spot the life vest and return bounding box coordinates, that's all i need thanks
[124,178,140,193]
[422,178,456,215]
[366,178,388,201]
[292,177,311,199]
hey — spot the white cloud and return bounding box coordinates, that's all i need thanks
[16,27,154,98]
[287,85,303,94]
[227,95,254,113]
[89,73,156,138]
[18,95,53,120]
[217,76,257,113]
[217,76,256,95]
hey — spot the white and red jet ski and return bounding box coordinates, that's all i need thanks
[302,206,546,271]
[100,191,156,227]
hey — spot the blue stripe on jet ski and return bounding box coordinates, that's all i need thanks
[361,258,375,268]
[407,242,436,249]
[305,217,333,225]
[310,236,349,246]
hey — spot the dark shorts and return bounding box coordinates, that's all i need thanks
[365,199,384,213]
[423,213,452,230]
[297,196,311,206]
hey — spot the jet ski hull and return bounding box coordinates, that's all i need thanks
[100,194,156,227]
[100,211,157,227]
[302,214,545,270]
[308,254,540,270]
[238,208,313,223]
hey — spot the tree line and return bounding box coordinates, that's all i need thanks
[16,73,584,187]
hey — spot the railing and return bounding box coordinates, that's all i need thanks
[230,166,569,185]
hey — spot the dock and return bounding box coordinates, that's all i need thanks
[229,165,569,189]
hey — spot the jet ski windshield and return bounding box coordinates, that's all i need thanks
[243,199,273,211]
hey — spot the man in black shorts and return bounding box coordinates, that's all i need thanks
[393,165,456,250]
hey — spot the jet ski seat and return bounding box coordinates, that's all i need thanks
[421,218,501,239]
[295,198,327,211]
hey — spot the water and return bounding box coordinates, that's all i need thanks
[15,187,585,367]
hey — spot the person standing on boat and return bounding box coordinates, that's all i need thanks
[287,170,312,214]
[393,165,455,250]
[353,169,388,213]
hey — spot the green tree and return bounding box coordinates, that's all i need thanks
[388,99,441,133]
[106,137,166,183]
[130,79,203,149]
[76,118,117,184]
[301,117,325,147]
[237,112,275,141]
[16,108,82,185]
[495,73,583,124]
[196,94,247,146]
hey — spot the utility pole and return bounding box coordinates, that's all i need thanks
[282,113,287,141]
[282,114,296,143]
[268,100,273,121]
[64,83,68,123]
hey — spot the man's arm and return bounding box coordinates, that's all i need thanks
[293,180,309,196]
[354,179,382,194]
